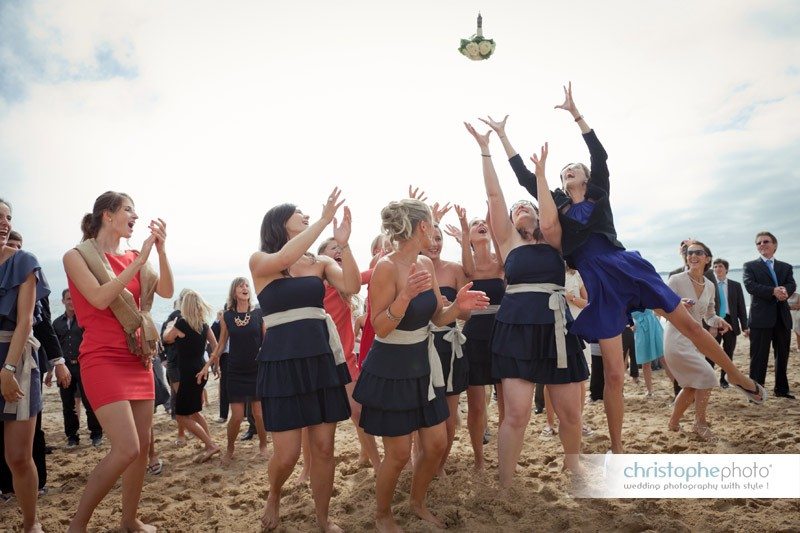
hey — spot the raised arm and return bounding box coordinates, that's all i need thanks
[464,122,514,254]
[63,235,156,311]
[480,115,539,200]
[322,206,361,295]
[555,82,609,192]
[454,205,476,278]
[148,218,174,298]
[249,188,344,279]
[530,143,562,250]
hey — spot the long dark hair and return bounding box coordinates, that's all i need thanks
[81,191,133,241]
[259,203,314,277]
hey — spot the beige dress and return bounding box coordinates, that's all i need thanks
[664,272,725,389]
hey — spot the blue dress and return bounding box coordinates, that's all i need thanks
[353,290,449,437]
[631,310,664,365]
[566,202,680,343]
[462,278,504,385]
[0,250,49,421]
[256,277,351,432]
[433,286,468,396]
[491,245,589,384]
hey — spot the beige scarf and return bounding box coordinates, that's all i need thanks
[75,239,160,362]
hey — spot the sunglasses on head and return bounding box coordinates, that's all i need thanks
[686,249,707,256]
[756,240,772,245]
[510,200,534,211]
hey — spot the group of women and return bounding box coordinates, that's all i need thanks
[0,83,768,532]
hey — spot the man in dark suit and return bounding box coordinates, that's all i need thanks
[710,258,749,388]
[743,231,796,399]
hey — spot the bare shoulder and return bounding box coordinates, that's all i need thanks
[417,254,434,272]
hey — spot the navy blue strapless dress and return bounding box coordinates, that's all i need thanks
[566,201,680,342]
[433,287,468,396]
[353,290,449,437]
[256,276,351,432]
[463,278,504,386]
[491,244,589,384]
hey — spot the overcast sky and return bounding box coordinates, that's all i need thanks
[1,0,798,290]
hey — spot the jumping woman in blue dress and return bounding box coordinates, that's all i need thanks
[482,83,765,454]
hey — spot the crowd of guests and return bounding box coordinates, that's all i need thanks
[1,83,797,532]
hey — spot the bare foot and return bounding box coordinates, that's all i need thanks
[221,451,235,466]
[259,445,271,460]
[692,424,717,442]
[376,513,402,533]
[357,454,371,467]
[410,501,445,529]
[435,466,447,478]
[320,519,344,532]
[120,519,157,532]
[261,495,280,530]
[194,446,221,464]
[668,421,681,432]
[472,458,485,473]
[24,523,44,533]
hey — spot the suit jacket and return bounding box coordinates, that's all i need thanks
[743,258,796,329]
[713,278,748,335]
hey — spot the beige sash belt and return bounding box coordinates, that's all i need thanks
[505,283,568,369]
[0,331,41,420]
[430,324,466,392]
[376,326,444,401]
[262,307,345,366]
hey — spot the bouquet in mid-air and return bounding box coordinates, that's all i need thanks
[459,13,495,61]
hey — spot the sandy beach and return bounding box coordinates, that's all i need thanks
[2,340,799,532]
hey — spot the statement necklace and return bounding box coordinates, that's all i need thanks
[233,311,251,327]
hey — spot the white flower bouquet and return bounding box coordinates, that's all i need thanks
[459,13,495,61]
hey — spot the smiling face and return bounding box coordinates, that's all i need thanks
[713,262,728,280]
[106,197,138,239]
[235,280,250,302]
[284,208,310,237]
[320,240,343,263]
[0,202,11,247]
[509,200,540,234]
[468,218,490,245]
[560,162,589,190]
[686,244,710,273]
[755,234,777,259]
[422,226,443,260]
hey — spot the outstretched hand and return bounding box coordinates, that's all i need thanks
[408,185,428,203]
[554,81,578,115]
[464,122,492,149]
[431,202,452,223]
[333,206,352,246]
[479,115,509,137]
[321,187,345,224]
[529,142,549,177]
[454,282,491,312]
[443,224,463,244]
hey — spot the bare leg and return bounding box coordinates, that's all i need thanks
[4,418,39,532]
[147,429,160,470]
[664,306,761,396]
[466,385,487,470]
[668,387,696,431]
[437,394,460,476]
[692,389,715,440]
[68,401,145,532]
[643,363,653,396]
[177,414,219,461]
[544,386,556,431]
[171,383,186,441]
[496,382,505,428]
[497,378,534,488]
[250,400,269,458]
[345,381,380,469]
[548,383,583,473]
[119,400,156,532]
[375,435,411,533]
[410,423,447,528]
[262,429,302,531]
[598,336,625,454]
[225,402,245,462]
[307,423,342,532]
[298,428,311,484]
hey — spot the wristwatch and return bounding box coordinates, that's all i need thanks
[2,363,17,373]
[49,357,66,366]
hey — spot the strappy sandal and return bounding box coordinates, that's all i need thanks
[146,459,163,475]
[540,425,558,438]
[692,424,718,442]
[734,382,767,405]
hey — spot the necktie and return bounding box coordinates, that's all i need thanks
[765,259,779,286]
[717,281,728,318]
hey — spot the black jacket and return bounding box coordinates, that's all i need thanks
[713,278,748,335]
[509,130,625,267]
[52,312,84,363]
[743,258,796,329]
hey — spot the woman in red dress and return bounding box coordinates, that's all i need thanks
[63,191,173,532]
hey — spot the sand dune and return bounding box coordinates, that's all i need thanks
[2,341,799,532]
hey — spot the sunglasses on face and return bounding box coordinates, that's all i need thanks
[686,250,707,256]
[756,240,772,245]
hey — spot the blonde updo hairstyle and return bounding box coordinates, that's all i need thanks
[380,199,432,245]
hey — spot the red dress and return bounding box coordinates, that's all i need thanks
[67,251,155,409]
[323,283,359,380]
[357,269,376,368]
